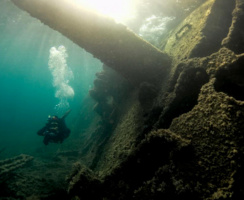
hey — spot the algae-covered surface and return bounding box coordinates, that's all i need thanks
[1,0,244,199]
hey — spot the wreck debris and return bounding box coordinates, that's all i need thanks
[138,82,158,111]
[164,0,235,61]
[0,154,33,178]
[158,63,209,128]
[214,55,244,101]
[67,162,102,199]
[11,0,171,86]
[66,129,191,199]
[222,0,244,54]
[90,65,131,123]
[189,0,235,58]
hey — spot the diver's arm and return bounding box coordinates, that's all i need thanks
[61,109,71,120]
[37,126,47,136]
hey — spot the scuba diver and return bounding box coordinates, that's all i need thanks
[37,109,71,145]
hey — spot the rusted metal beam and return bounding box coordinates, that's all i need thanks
[11,0,171,86]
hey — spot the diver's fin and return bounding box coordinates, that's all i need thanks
[61,109,71,119]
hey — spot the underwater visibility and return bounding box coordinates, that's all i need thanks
[1,0,244,199]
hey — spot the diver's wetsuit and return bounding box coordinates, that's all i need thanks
[37,110,71,145]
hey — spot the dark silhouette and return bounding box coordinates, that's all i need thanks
[37,109,71,145]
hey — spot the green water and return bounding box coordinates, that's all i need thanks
[0,0,102,158]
